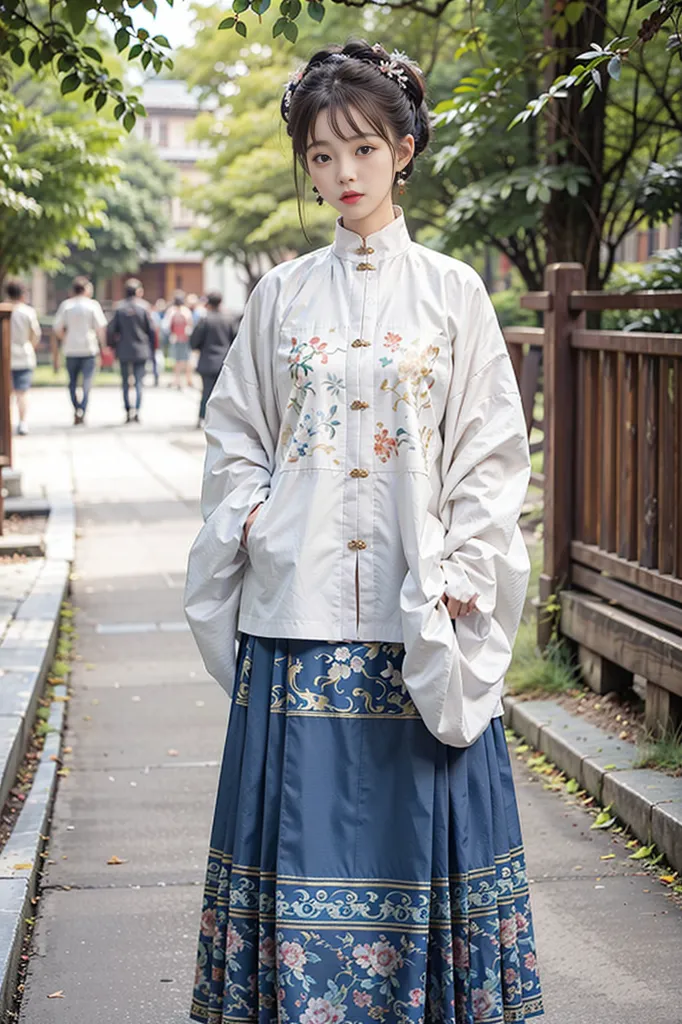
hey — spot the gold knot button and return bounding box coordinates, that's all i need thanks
[356,262,375,272]
[351,338,370,348]
[349,468,369,478]
[355,245,375,255]
[350,400,369,410]
[348,539,367,551]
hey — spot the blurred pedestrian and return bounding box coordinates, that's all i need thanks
[106,278,156,424]
[189,290,236,429]
[151,298,168,386]
[186,292,206,326]
[53,276,107,425]
[5,278,40,436]
[163,291,193,390]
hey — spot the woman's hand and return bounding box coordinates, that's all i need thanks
[442,592,479,619]
[242,503,263,547]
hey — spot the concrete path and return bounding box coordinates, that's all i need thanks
[12,381,682,1024]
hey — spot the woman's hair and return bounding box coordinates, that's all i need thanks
[282,40,431,200]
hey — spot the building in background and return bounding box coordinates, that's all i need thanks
[104,80,246,315]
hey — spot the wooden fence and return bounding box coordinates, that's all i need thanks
[0,306,12,533]
[504,263,682,736]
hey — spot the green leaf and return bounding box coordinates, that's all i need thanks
[235,19,247,36]
[141,49,152,68]
[307,0,324,20]
[252,0,271,13]
[282,20,298,42]
[82,45,102,61]
[629,843,656,860]
[152,33,170,46]
[607,55,621,80]
[218,16,236,28]
[538,184,551,203]
[289,0,301,17]
[233,0,249,12]
[137,28,149,39]
[114,27,130,51]
[564,1,585,24]
[280,0,291,14]
[128,43,143,59]
[114,100,126,119]
[580,83,595,110]
[95,91,107,111]
[60,72,81,94]
[10,46,25,66]
[591,808,616,829]
[565,778,580,794]
[66,0,89,34]
[273,15,287,35]
[554,16,568,38]
[28,44,42,71]
[123,111,136,132]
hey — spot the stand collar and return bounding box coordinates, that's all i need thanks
[331,206,412,267]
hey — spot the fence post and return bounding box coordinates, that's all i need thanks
[537,263,585,648]
[0,306,12,536]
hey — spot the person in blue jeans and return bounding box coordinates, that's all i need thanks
[106,279,157,423]
[53,276,107,425]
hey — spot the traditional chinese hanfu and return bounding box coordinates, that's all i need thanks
[186,209,544,1023]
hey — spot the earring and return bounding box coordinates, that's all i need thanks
[312,186,324,206]
[397,172,407,196]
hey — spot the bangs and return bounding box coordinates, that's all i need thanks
[296,84,395,165]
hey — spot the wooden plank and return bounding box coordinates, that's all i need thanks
[658,358,676,575]
[503,327,545,347]
[530,472,545,489]
[600,351,618,552]
[507,340,523,385]
[582,350,601,545]
[572,540,682,604]
[617,354,638,560]
[570,290,682,312]
[519,345,541,433]
[572,562,682,634]
[572,330,682,357]
[560,591,682,697]
[520,291,553,311]
[575,350,586,540]
[678,363,682,578]
[638,356,659,568]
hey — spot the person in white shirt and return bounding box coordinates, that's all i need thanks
[6,278,40,436]
[53,276,107,425]
[184,41,543,1024]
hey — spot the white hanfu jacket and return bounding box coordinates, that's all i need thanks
[185,208,530,747]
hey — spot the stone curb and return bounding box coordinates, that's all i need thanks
[503,694,682,875]
[0,489,74,1017]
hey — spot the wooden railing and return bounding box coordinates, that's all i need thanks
[505,264,682,736]
[0,305,12,534]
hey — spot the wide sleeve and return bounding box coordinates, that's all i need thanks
[184,276,280,695]
[399,274,530,748]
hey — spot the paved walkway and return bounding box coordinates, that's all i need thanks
[12,381,682,1023]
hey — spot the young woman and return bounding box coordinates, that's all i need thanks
[185,39,543,1024]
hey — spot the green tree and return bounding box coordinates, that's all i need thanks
[0,87,117,284]
[60,137,176,288]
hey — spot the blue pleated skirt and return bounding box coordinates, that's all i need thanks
[190,635,544,1024]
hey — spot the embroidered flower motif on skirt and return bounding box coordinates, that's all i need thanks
[191,864,543,1024]
[266,642,419,717]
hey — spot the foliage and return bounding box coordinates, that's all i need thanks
[0,0,173,127]
[602,247,682,333]
[505,624,579,696]
[635,721,682,775]
[214,0,682,71]
[59,137,175,285]
[0,89,117,282]
[490,283,537,328]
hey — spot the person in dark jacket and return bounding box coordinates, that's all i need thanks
[106,279,157,423]
[189,290,237,428]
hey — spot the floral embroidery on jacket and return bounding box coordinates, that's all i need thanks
[374,422,416,463]
[380,343,440,414]
[287,336,344,413]
[281,406,342,462]
[383,332,402,352]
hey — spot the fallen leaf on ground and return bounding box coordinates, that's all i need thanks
[13,863,32,871]
[47,991,64,999]
[565,779,580,794]
[660,875,677,884]
[603,764,617,770]
[600,854,616,860]
[629,844,655,860]
[107,855,127,865]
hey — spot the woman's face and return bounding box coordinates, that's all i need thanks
[306,106,414,236]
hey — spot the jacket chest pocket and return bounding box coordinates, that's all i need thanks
[276,325,347,468]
